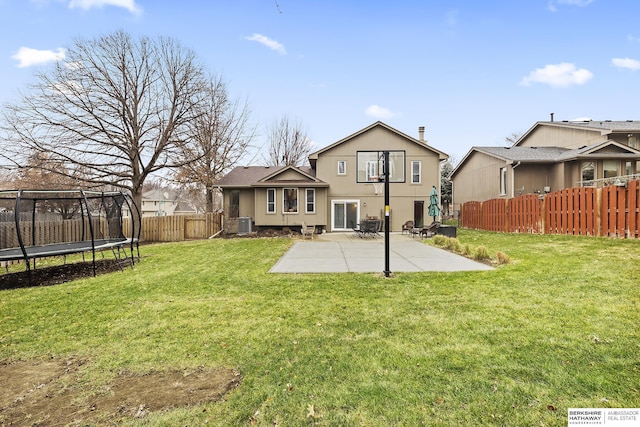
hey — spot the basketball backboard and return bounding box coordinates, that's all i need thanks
[356,150,406,183]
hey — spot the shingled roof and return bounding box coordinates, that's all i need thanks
[216,165,324,187]
[546,120,640,132]
[216,166,285,187]
[473,146,569,162]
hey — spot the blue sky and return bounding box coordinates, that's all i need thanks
[1,0,640,164]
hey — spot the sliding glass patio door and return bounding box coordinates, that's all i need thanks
[331,200,359,231]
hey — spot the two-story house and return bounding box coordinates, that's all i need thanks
[216,121,449,233]
[450,119,640,211]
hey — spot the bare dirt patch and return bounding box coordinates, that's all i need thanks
[0,260,124,291]
[0,358,241,426]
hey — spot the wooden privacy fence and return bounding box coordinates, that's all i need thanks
[460,180,640,238]
[1,218,117,250]
[123,212,222,242]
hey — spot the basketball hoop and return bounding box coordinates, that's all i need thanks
[373,181,384,195]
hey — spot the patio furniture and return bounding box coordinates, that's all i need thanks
[401,220,414,235]
[301,221,315,239]
[420,221,441,238]
[354,219,382,238]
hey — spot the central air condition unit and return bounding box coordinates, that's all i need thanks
[238,217,252,235]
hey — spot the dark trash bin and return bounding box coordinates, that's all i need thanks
[437,225,457,238]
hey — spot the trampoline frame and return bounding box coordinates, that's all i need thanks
[0,189,141,279]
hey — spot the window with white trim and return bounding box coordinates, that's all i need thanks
[337,160,346,175]
[500,167,507,195]
[283,188,298,213]
[411,160,421,184]
[366,160,378,181]
[267,188,276,213]
[305,189,315,213]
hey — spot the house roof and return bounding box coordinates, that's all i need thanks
[215,166,285,187]
[216,165,328,188]
[555,140,640,161]
[142,188,178,201]
[451,141,640,178]
[517,120,640,145]
[472,146,569,162]
[308,121,449,165]
[174,201,197,213]
[548,120,640,132]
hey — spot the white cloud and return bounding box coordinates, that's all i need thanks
[244,33,286,55]
[68,0,142,14]
[365,105,399,120]
[612,57,640,71]
[547,0,593,12]
[628,34,640,43]
[520,62,593,88]
[11,47,66,68]
[558,0,594,5]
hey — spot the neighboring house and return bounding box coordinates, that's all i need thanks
[450,119,640,211]
[173,200,199,215]
[216,121,448,233]
[138,188,197,217]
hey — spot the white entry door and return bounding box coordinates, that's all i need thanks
[331,200,360,231]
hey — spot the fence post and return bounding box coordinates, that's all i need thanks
[504,198,510,232]
[595,188,602,237]
[540,195,546,234]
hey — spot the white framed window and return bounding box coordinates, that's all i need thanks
[337,160,346,175]
[500,167,507,195]
[283,188,298,213]
[305,189,315,213]
[366,160,378,181]
[581,161,595,183]
[267,188,276,214]
[411,160,421,184]
[356,150,406,183]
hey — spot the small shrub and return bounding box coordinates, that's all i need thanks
[433,235,448,246]
[474,245,490,261]
[496,251,511,265]
[462,244,471,256]
[445,238,462,253]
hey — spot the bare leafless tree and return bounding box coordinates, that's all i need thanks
[505,131,523,146]
[174,75,256,212]
[265,115,313,167]
[0,30,208,209]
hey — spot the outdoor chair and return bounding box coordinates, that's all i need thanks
[353,220,381,238]
[301,221,315,239]
[420,221,441,238]
[401,220,414,235]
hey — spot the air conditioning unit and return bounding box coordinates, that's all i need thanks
[238,217,252,235]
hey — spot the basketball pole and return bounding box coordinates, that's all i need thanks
[383,150,391,277]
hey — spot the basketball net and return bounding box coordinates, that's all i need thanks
[373,181,384,195]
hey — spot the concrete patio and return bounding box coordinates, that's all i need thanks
[269,232,494,273]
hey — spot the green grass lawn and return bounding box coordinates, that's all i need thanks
[1,230,638,426]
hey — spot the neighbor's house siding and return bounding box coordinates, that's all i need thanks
[520,125,604,149]
[452,151,508,210]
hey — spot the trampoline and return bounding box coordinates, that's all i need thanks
[0,190,140,279]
